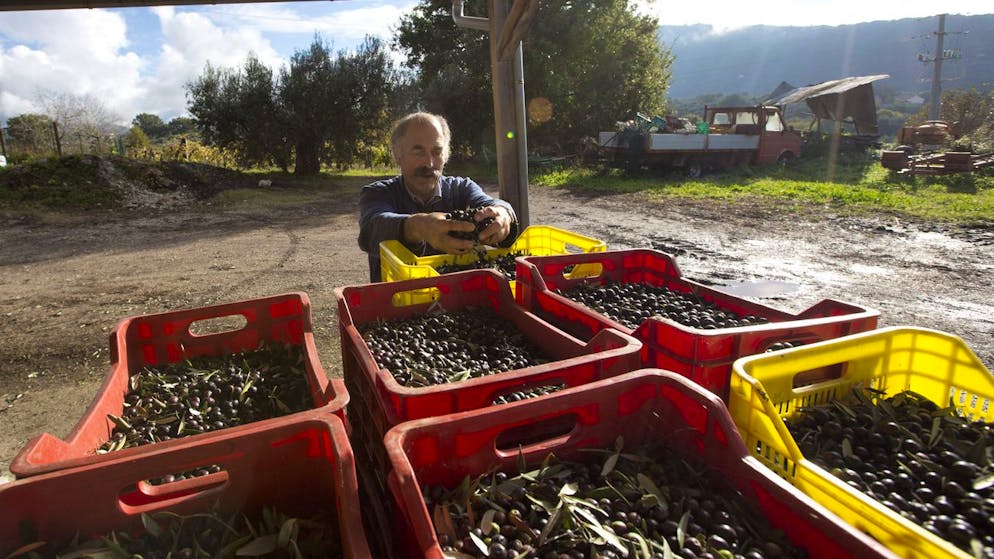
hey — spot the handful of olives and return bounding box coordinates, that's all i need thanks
[447,206,495,242]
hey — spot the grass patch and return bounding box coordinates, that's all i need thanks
[533,155,994,222]
[0,155,121,210]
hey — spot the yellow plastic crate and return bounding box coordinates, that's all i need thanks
[378,225,606,304]
[728,326,994,559]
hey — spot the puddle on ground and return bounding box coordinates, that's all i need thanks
[712,279,801,298]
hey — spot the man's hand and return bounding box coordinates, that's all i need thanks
[403,212,476,254]
[475,205,514,246]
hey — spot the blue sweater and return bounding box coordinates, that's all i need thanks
[358,175,518,282]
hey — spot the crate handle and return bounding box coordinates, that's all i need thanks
[188,314,249,337]
[491,381,567,406]
[494,413,578,455]
[118,469,230,515]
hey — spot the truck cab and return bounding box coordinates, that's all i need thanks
[704,106,800,165]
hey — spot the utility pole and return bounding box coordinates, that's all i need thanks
[918,14,963,120]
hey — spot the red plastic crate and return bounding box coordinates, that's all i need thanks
[336,270,642,474]
[0,412,372,558]
[516,249,879,400]
[10,292,349,478]
[384,369,899,559]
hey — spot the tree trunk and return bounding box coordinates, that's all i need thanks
[294,138,320,175]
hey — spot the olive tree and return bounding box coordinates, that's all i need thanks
[394,0,672,155]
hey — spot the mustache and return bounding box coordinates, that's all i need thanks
[415,166,440,177]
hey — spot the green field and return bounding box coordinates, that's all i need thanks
[525,155,994,223]
[3,154,992,223]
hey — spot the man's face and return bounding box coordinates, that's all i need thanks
[399,120,446,199]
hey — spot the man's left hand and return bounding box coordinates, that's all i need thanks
[474,205,513,246]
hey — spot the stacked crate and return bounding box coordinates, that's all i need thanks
[4,293,372,558]
[378,225,606,303]
[516,248,880,401]
[337,269,644,557]
[729,327,994,559]
[384,370,899,559]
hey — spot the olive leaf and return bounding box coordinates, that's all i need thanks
[627,531,652,559]
[277,518,298,549]
[676,510,690,549]
[601,449,620,477]
[236,534,279,557]
[572,504,629,556]
[479,509,496,535]
[637,473,667,505]
[140,513,163,539]
[106,413,132,430]
[538,503,564,546]
[4,541,47,558]
[469,530,489,556]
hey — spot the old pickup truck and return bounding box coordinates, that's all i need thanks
[599,105,802,177]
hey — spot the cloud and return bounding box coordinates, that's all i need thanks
[192,1,416,46]
[0,1,416,125]
[139,6,285,119]
[0,9,145,125]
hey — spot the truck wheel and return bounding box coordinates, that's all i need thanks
[776,151,796,167]
[686,159,703,178]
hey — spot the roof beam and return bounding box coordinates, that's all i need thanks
[0,0,326,10]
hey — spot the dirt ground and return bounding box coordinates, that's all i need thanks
[1,172,992,477]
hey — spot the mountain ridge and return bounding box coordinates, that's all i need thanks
[659,13,994,100]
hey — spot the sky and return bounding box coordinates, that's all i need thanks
[0,0,991,127]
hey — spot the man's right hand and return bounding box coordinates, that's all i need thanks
[403,212,477,254]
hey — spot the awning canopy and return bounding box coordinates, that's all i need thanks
[765,74,889,136]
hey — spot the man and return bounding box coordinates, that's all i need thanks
[358,112,518,282]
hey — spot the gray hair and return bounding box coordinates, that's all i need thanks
[390,112,452,165]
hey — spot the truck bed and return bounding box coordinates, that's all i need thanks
[599,131,759,152]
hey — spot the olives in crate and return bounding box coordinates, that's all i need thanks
[426,442,809,558]
[787,388,994,558]
[558,280,771,330]
[99,342,312,454]
[437,250,528,281]
[359,307,552,390]
[46,505,342,558]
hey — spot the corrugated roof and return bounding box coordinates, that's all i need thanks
[765,74,890,105]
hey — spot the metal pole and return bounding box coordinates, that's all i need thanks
[488,0,528,227]
[512,42,530,228]
[929,14,946,121]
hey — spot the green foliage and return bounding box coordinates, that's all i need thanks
[4,113,55,158]
[187,36,396,175]
[523,0,672,150]
[167,116,198,137]
[125,125,150,150]
[533,157,994,222]
[132,113,169,139]
[905,86,994,151]
[394,0,672,156]
[394,0,492,156]
[0,155,121,209]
